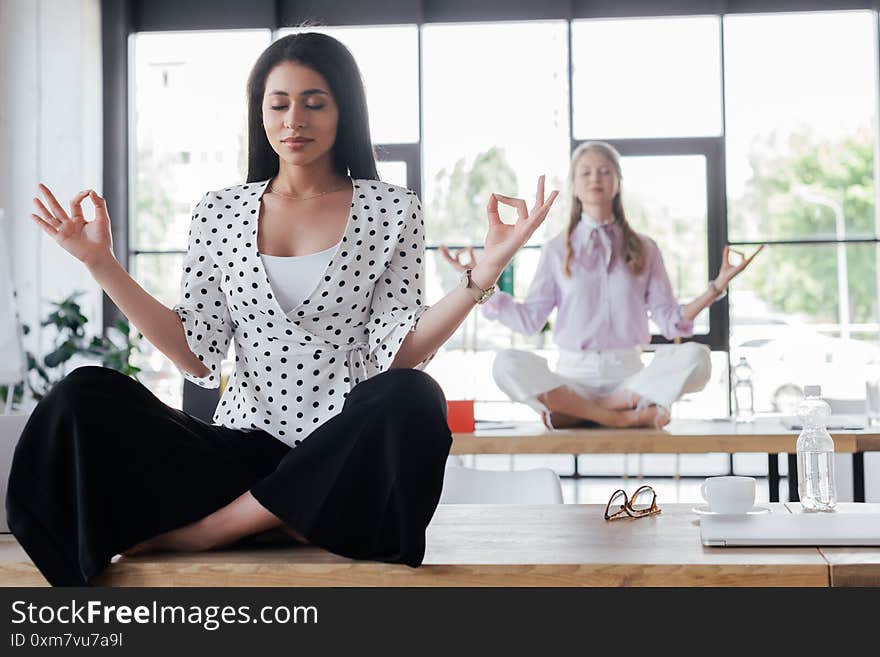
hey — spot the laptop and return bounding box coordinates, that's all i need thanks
[700,513,880,547]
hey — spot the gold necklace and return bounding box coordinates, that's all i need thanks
[267,179,351,201]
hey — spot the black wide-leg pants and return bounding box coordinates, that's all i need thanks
[5,365,452,586]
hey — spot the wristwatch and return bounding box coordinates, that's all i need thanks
[461,268,496,304]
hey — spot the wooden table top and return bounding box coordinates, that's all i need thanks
[786,503,880,587]
[5,503,878,587]
[0,504,836,587]
[451,417,880,454]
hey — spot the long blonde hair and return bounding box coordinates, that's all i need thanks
[563,141,645,277]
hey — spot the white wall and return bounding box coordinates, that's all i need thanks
[0,0,103,374]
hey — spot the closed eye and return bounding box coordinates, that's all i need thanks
[270,105,325,110]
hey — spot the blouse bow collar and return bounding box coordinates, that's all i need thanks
[571,212,617,271]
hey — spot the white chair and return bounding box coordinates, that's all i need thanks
[439,465,564,504]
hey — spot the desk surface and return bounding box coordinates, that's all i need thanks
[787,503,880,587]
[5,504,878,587]
[0,504,840,587]
[451,417,880,454]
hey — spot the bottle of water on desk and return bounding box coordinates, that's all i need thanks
[796,385,837,512]
[733,356,754,422]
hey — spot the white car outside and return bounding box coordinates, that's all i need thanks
[731,329,880,414]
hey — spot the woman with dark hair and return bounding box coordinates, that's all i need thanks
[442,141,762,429]
[8,32,558,586]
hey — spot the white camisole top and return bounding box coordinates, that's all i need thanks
[260,242,340,316]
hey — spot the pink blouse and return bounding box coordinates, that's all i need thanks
[481,214,693,350]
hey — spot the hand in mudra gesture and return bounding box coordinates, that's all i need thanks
[30,183,114,268]
[438,245,477,273]
[439,176,559,276]
[714,244,765,291]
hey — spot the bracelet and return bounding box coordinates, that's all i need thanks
[708,280,727,302]
[461,269,497,304]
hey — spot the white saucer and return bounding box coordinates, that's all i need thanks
[691,505,770,516]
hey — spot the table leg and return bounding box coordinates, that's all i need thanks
[768,454,779,503]
[788,453,799,502]
[853,452,865,503]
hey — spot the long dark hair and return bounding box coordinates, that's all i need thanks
[563,141,645,277]
[245,32,379,183]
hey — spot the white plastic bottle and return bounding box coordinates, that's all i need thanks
[795,385,837,512]
[733,356,755,422]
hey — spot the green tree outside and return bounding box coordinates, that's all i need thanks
[428,146,519,245]
[427,147,519,293]
[732,125,876,326]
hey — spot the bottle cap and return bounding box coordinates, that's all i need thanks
[804,385,822,397]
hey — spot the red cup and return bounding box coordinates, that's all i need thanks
[446,399,475,433]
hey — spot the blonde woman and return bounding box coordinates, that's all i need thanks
[441,141,762,429]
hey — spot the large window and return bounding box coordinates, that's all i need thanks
[571,16,723,140]
[127,8,880,424]
[422,21,570,245]
[619,154,710,326]
[724,10,879,413]
[130,30,271,407]
[421,20,571,367]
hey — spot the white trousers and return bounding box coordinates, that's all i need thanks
[492,343,712,418]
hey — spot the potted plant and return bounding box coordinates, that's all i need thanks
[0,291,141,408]
[0,292,141,529]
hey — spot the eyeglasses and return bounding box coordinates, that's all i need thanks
[604,484,661,521]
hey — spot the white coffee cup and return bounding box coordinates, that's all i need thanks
[700,476,756,514]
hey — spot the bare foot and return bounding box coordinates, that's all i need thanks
[121,519,217,557]
[545,411,589,429]
[124,523,311,556]
[536,393,590,430]
[537,388,669,430]
[121,539,161,557]
[246,526,310,546]
[278,525,310,545]
[597,389,642,410]
[120,542,149,557]
[619,405,670,429]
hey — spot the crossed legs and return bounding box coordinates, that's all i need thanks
[122,492,307,556]
[536,385,670,429]
[123,369,451,560]
[492,349,672,430]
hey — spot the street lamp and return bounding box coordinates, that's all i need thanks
[794,187,850,340]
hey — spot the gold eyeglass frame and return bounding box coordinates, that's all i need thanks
[603,484,662,521]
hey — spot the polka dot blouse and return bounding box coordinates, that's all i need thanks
[171,178,432,447]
